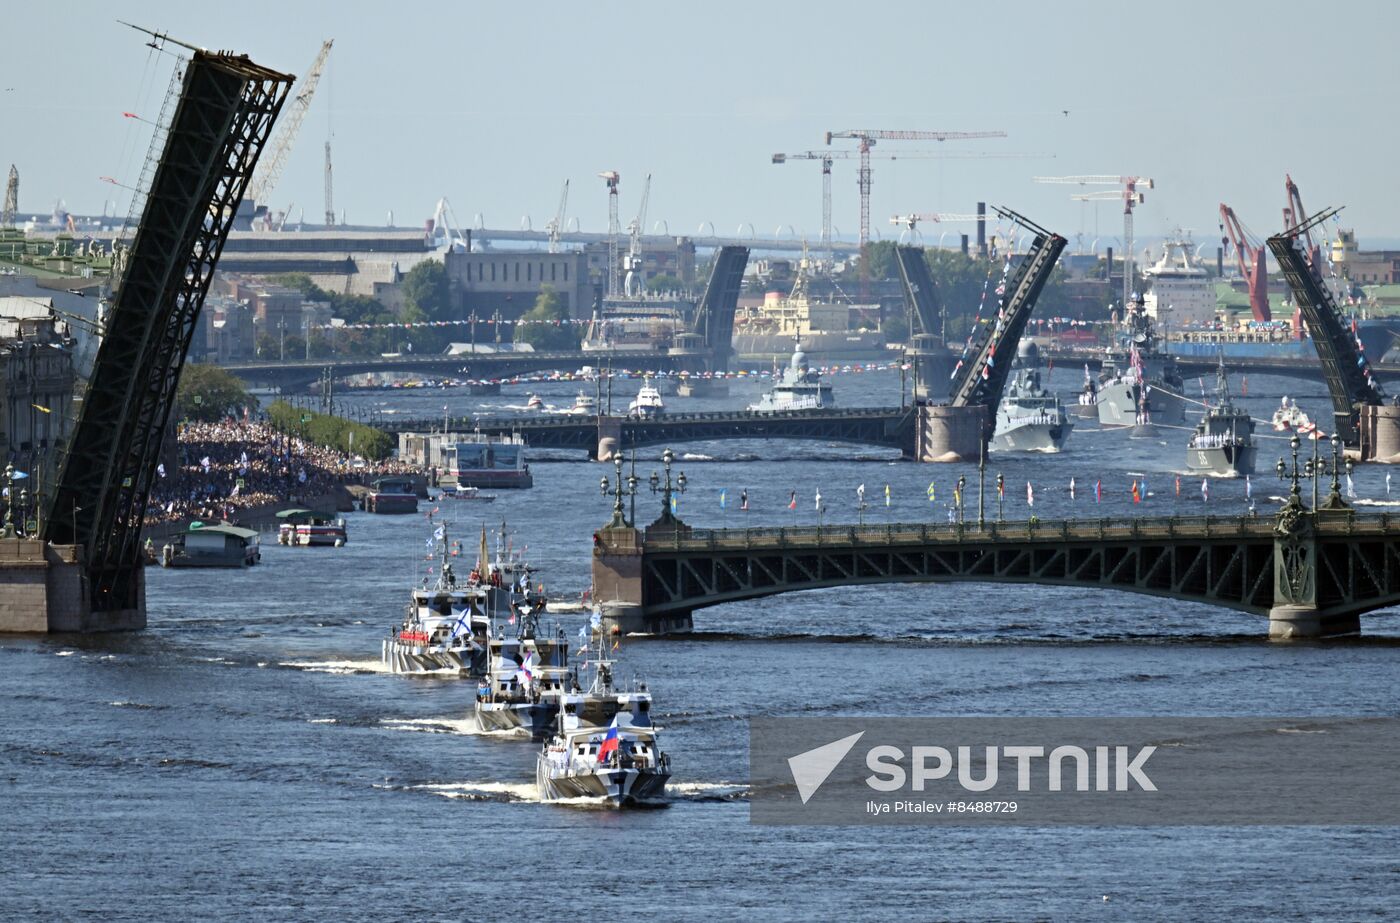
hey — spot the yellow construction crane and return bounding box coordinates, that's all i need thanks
[247,39,333,209]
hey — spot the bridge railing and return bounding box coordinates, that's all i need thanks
[386,405,913,432]
[642,512,1391,552]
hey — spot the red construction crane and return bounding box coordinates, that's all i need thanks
[825,128,1007,249]
[1218,203,1270,322]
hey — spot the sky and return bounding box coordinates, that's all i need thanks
[5,1,1400,252]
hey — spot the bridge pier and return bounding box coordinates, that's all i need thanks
[0,539,145,633]
[596,416,623,461]
[1358,404,1400,463]
[591,522,692,634]
[915,404,985,462]
[1267,604,1359,640]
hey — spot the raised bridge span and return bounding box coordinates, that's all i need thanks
[592,497,1400,640]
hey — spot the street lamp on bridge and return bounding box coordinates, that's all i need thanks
[649,447,686,525]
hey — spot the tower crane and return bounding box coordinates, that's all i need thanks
[624,174,651,298]
[2,165,16,227]
[246,39,332,208]
[889,213,984,246]
[1218,203,1270,322]
[824,128,1008,249]
[1034,175,1152,311]
[599,171,621,297]
[544,180,569,254]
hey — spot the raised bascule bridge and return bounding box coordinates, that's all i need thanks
[0,35,293,633]
[591,444,1400,641]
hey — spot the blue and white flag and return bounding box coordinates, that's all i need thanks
[433,523,446,542]
[1245,475,1252,499]
[424,537,434,551]
[1347,474,1357,500]
[590,606,603,631]
[1201,479,1210,502]
[445,608,472,644]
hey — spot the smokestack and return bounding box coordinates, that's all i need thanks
[1106,246,1114,282]
[976,202,987,258]
[1216,246,1224,278]
[960,234,969,257]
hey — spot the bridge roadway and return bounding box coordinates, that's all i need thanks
[220,348,700,388]
[591,506,1400,639]
[1044,349,1400,385]
[384,406,916,456]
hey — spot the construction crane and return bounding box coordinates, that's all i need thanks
[544,180,569,254]
[1,165,16,227]
[1035,175,1152,311]
[599,170,621,296]
[431,197,469,251]
[889,213,984,246]
[624,174,651,297]
[1218,203,1270,322]
[824,128,1008,249]
[246,39,332,207]
[323,141,335,227]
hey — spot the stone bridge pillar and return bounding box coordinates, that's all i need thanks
[1358,404,1400,463]
[590,521,693,635]
[915,404,985,462]
[595,416,623,461]
[1269,505,1358,640]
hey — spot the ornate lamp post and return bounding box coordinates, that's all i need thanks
[648,447,686,524]
[1277,433,1305,508]
[600,453,639,528]
[956,474,966,525]
[2,463,14,539]
[996,472,1005,523]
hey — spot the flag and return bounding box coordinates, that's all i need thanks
[884,484,891,507]
[1347,474,1357,500]
[927,482,936,503]
[740,489,749,511]
[1131,480,1140,504]
[1201,479,1209,502]
[445,608,473,644]
[1245,475,1252,499]
[514,651,535,685]
[32,403,51,414]
[1388,473,1393,498]
[200,456,211,471]
[433,523,446,542]
[1095,479,1102,502]
[576,624,590,654]
[719,489,727,510]
[1069,477,1076,500]
[857,484,865,505]
[156,463,166,479]
[1141,477,1148,499]
[1026,481,1034,507]
[1175,476,1181,497]
[670,494,679,515]
[596,717,620,764]
[815,489,822,511]
[997,479,1004,499]
[788,490,797,510]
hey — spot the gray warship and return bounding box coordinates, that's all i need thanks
[748,337,834,412]
[991,341,1074,453]
[474,605,574,739]
[1096,297,1186,428]
[1186,360,1256,476]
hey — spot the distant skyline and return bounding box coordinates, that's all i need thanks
[6,1,1400,251]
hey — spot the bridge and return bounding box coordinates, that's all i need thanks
[383,406,915,458]
[592,459,1400,640]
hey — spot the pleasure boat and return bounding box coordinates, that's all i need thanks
[628,375,664,419]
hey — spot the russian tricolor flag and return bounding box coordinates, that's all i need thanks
[597,717,620,765]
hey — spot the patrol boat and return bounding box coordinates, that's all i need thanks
[381,525,530,675]
[1096,296,1186,428]
[474,604,573,739]
[1186,360,1256,476]
[535,630,669,807]
[748,336,833,412]
[991,341,1073,452]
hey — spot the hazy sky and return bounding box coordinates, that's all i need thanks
[6,1,1399,250]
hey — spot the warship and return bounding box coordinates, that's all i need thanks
[380,525,533,675]
[748,337,833,412]
[1096,296,1186,428]
[535,625,669,807]
[990,341,1073,452]
[474,605,573,739]
[1186,360,1256,476]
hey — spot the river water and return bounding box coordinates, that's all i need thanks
[4,367,1399,921]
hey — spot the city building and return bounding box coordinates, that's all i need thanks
[1331,229,1400,284]
[0,295,76,478]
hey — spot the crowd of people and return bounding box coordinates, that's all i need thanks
[145,420,418,527]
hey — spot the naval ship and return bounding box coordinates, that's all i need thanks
[991,341,1073,453]
[1186,360,1256,476]
[535,622,670,807]
[1096,296,1187,428]
[748,337,833,411]
[474,605,574,739]
[380,525,535,675]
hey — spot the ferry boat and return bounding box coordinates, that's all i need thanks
[572,391,597,414]
[1096,297,1187,428]
[628,375,664,419]
[381,525,531,675]
[1187,361,1256,476]
[274,508,347,546]
[1272,396,1319,436]
[526,394,544,411]
[365,476,419,514]
[446,432,533,489]
[991,341,1073,452]
[535,630,669,807]
[748,337,832,412]
[160,523,260,568]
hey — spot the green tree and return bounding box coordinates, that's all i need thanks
[646,273,683,294]
[271,272,331,301]
[401,259,451,322]
[178,363,254,421]
[512,286,579,350]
